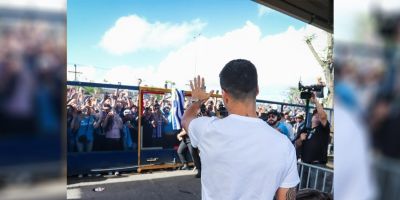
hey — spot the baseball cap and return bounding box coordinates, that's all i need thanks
[123,109,132,116]
[266,109,279,116]
[296,113,304,119]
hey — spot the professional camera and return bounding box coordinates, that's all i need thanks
[298,81,325,100]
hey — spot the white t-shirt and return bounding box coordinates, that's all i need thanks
[334,102,376,200]
[189,114,300,200]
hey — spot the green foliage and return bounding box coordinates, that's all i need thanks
[285,87,302,104]
[82,86,103,95]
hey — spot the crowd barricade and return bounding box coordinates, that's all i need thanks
[66,81,335,176]
[374,155,400,200]
[297,161,334,194]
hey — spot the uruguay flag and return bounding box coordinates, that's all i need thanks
[171,88,185,130]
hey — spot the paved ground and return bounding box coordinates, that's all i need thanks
[67,170,201,200]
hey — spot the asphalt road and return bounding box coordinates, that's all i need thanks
[67,170,201,200]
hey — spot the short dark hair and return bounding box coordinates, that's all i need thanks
[219,59,258,100]
[259,113,268,121]
[296,189,333,200]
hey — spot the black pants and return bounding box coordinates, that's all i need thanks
[177,138,201,170]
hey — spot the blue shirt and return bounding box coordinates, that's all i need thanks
[276,121,290,139]
[77,115,95,141]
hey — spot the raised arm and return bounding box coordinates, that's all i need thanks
[181,75,214,131]
[311,93,328,127]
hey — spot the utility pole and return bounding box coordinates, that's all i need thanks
[193,33,201,76]
[68,64,82,81]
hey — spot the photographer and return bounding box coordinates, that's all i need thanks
[295,93,332,191]
[295,93,330,165]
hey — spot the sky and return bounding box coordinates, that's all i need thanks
[67,0,329,101]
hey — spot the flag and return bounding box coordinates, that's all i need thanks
[171,88,185,130]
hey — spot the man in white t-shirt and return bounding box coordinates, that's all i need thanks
[182,59,299,200]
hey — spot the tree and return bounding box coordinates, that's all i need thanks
[286,87,303,105]
[305,33,334,108]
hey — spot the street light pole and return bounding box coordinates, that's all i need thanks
[193,33,201,76]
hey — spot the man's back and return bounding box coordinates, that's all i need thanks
[189,114,299,200]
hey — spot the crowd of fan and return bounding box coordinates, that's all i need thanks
[66,86,323,155]
[66,87,229,153]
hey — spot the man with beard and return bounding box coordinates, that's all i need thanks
[266,109,291,140]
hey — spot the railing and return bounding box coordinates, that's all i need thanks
[66,81,335,175]
[297,161,334,194]
[374,155,400,200]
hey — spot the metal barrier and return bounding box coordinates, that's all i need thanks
[66,81,335,176]
[297,161,334,194]
[374,155,400,200]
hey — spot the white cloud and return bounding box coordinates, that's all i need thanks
[97,22,328,101]
[155,22,328,101]
[99,15,206,55]
[258,5,273,17]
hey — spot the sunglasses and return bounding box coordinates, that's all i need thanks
[267,115,277,119]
